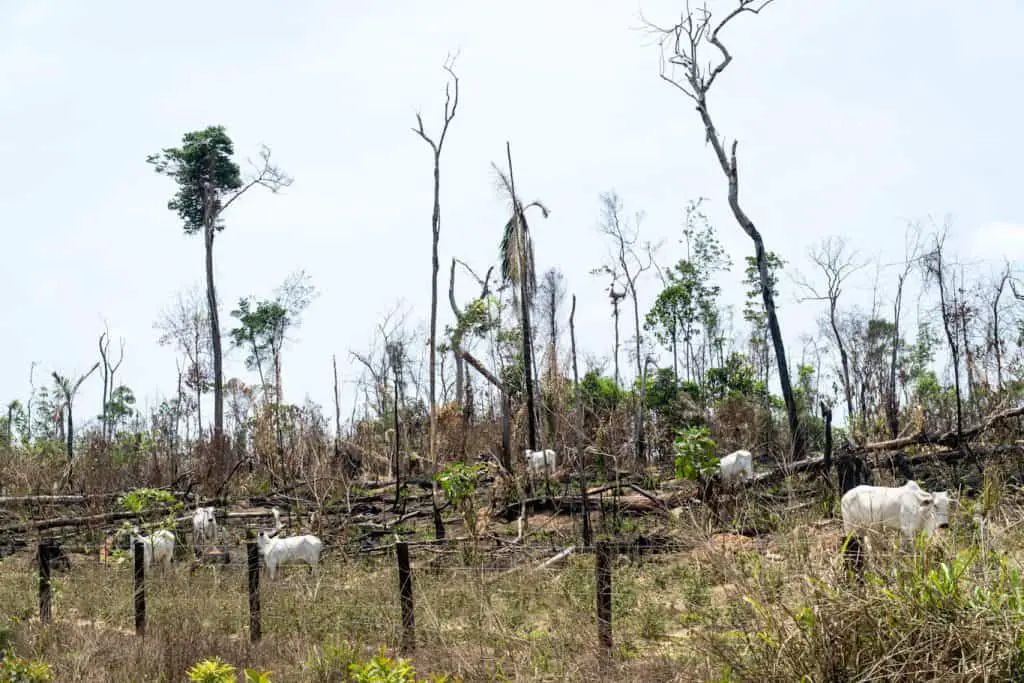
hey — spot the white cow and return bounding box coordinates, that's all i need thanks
[192,506,218,552]
[524,449,557,478]
[130,527,176,572]
[256,530,323,580]
[841,480,951,549]
[718,449,754,483]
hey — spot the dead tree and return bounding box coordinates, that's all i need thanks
[986,263,1011,391]
[98,325,126,442]
[886,225,922,439]
[650,0,805,459]
[569,294,593,546]
[922,226,964,444]
[794,237,862,425]
[387,340,407,512]
[607,279,627,387]
[412,54,460,541]
[461,350,512,472]
[595,193,657,462]
[537,268,567,443]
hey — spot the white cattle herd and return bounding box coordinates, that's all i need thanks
[100,448,954,579]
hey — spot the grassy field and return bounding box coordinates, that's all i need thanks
[2,481,1024,682]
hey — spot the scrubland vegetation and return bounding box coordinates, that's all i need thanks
[2,2,1023,681]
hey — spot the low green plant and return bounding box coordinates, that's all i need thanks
[435,462,486,536]
[185,657,237,683]
[0,647,52,682]
[672,426,718,482]
[117,487,177,513]
[347,647,452,683]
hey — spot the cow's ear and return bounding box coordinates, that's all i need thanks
[919,496,933,507]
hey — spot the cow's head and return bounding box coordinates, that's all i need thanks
[931,491,952,529]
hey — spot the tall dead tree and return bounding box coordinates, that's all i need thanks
[412,55,459,540]
[596,193,657,462]
[886,225,922,439]
[922,226,964,442]
[98,325,126,442]
[986,264,1011,391]
[794,237,862,425]
[650,0,805,458]
[569,294,592,546]
[537,268,567,443]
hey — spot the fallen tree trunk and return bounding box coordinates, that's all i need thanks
[0,506,177,534]
[861,404,1024,452]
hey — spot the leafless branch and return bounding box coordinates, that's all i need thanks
[218,145,293,217]
[412,51,461,155]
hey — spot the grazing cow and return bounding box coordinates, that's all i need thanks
[718,449,754,484]
[524,449,557,479]
[192,506,218,553]
[130,527,176,572]
[256,530,323,580]
[841,480,951,549]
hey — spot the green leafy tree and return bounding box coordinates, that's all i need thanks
[104,385,136,435]
[148,126,292,448]
[742,252,786,389]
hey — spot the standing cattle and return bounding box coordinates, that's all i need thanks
[718,449,754,484]
[192,506,218,554]
[524,449,557,479]
[841,480,951,550]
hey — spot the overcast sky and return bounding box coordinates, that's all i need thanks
[1,0,1021,430]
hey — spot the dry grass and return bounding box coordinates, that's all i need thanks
[3,486,1024,681]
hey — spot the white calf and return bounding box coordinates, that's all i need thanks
[192,506,218,551]
[718,449,754,483]
[841,480,951,548]
[130,527,176,572]
[524,449,557,478]
[256,530,323,580]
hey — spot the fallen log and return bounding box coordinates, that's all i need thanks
[0,506,177,534]
[861,405,1024,452]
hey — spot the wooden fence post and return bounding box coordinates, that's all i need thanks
[396,541,415,653]
[247,529,261,643]
[595,541,613,664]
[38,542,52,624]
[133,540,146,637]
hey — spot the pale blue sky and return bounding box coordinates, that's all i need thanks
[1,0,1021,429]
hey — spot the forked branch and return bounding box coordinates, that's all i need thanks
[412,52,461,154]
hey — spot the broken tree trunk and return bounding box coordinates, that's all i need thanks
[461,350,512,471]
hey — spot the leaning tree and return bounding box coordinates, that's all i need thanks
[650,0,805,458]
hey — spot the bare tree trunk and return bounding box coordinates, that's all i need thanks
[931,238,964,441]
[569,295,592,546]
[992,268,1009,390]
[99,333,110,441]
[887,274,907,439]
[506,142,539,452]
[449,259,465,411]
[654,3,803,458]
[629,282,647,461]
[332,354,343,469]
[413,58,458,541]
[204,224,225,451]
